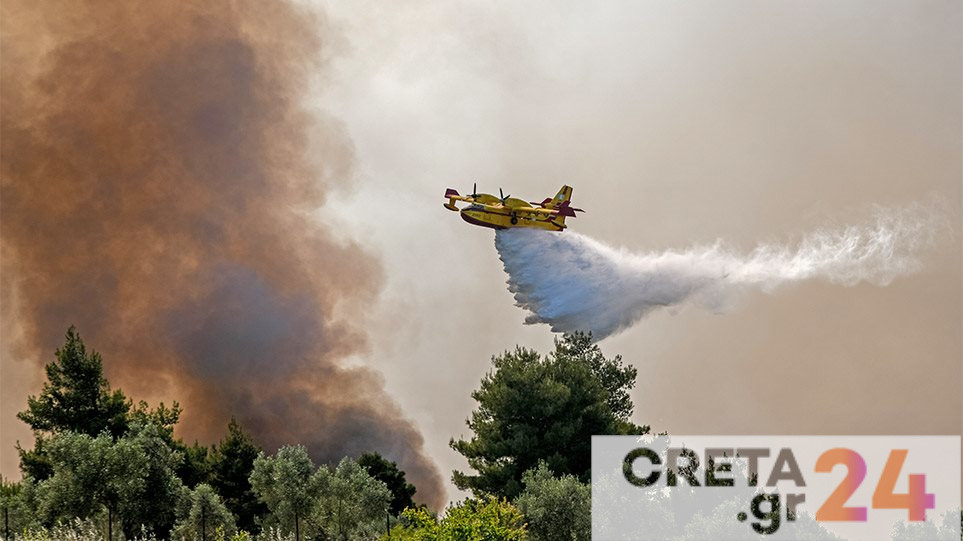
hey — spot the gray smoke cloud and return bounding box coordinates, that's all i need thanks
[496,201,945,340]
[0,0,445,507]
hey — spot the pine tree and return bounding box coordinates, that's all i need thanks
[451,332,649,499]
[357,452,416,515]
[17,326,130,479]
[209,418,266,533]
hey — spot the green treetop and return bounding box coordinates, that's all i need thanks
[173,483,236,541]
[451,332,649,499]
[515,462,591,541]
[38,431,149,540]
[249,445,324,541]
[209,418,266,533]
[386,497,527,541]
[357,452,416,516]
[316,457,392,540]
[18,326,130,438]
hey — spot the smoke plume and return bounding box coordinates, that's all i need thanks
[496,202,944,340]
[1,1,444,506]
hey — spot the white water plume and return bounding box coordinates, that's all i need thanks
[495,201,945,340]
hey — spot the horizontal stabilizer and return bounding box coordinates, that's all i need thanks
[556,200,584,217]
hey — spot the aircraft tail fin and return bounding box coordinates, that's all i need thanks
[444,188,460,211]
[544,186,583,226]
[544,185,573,209]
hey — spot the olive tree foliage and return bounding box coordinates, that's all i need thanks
[514,463,590,541]
[451,332,648,499]
[28,422,187,540]
[127,393,209,505]
[890,509,961,541]
[249,446,324,541]
[315,458,391,540]
[1,476,41,538]
[121,421,187,538]
[173,483,236,541]
[37,430,149,539]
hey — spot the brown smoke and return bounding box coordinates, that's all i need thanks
[0,0,444,507]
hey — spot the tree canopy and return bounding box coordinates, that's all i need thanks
[316,458,392,540]
[173,483,236,541]
[8,325,670,540]
[39,430,149,540]
[387,498,527,541]
[515,462,591,541]
[451,332,648,499]
[209,418,266,533]
[120,422,186,538]
[17,326,130,438]
[357,452,416,516]
[1,475,39,537]
[17,326,132,481]
[249,445,324,541]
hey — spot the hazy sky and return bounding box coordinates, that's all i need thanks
[2,1,960,507]
[318,0,961,502]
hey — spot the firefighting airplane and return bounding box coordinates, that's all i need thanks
[443,183,584,231]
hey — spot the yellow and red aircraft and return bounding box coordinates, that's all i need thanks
[443,183,584,231]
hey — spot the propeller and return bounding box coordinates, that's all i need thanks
[471,182,479,198]
[499,188,511,203]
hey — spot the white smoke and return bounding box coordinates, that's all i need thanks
[495,201,946,340]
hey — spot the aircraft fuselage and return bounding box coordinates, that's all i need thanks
[459,203,565,231]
